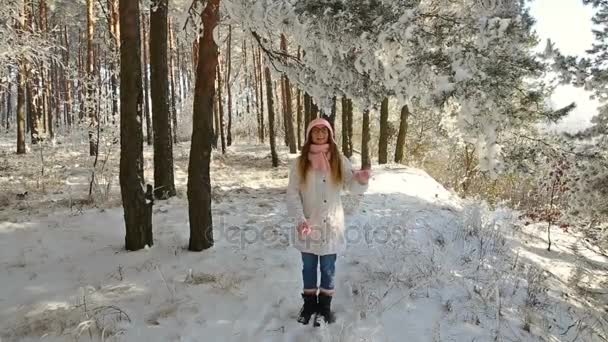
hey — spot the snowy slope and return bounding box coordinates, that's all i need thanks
[0,142,606,342]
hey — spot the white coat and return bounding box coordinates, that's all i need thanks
[286,155,368,255]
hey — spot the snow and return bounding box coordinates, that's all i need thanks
[0,138,606,341]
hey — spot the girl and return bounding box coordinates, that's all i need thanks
[287,118,370,325]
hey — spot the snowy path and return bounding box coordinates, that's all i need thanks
[1,144,606,341]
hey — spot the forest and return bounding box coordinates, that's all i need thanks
[0,0,606,341]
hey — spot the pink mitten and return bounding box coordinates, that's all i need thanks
[353,169,371,184]
[298,220,311,236]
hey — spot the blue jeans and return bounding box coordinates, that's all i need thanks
[301,252,336,291]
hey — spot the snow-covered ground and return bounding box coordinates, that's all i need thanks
[0,136,606,341]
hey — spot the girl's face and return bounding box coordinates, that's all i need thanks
[310,126,329,145]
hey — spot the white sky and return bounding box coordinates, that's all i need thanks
[529,0,599,132]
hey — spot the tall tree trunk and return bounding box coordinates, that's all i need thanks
[17,66,26,154]
[282,78,296,153]
[96,44,103,125]
[63,26,73,129]
[296,46,306,150]
[257,48,265,143]
[212,87,218,148]
[188,0,219,252]
[216,64,226,153]
[252,43,262,143]
[296,88,302,150]
[150,0,176,199]
[276,80,285,146]
[265,67,278,167]
[341,97,350,157]
[226,24,233,146]
[361,109,371,169]
[23,4,38,141]
[176,39,185,106]
[108,0,119,124]
[26,80,31,135]
[141,12,153,145]
[6,68,12,131]
[394,105,409,163]
[78,29,85,122]
[280,34,296,153]
[119,0,153,251]
[40,0,53,139]
[378,97,389,164]
[49,58,56,133]
[243,39,250,118]
[1,89,5,131]
[326,95,337,134]
[86,0,98,155]
[168,16,178,144]
[27,69,40,144]
[348,99,354,156]
[304,92,311,130]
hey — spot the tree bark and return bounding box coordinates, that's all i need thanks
[252,43,263,143]
[119,0,154,251]
[108,0,119,124]
[188,0,219,251]
[361,109,371,169]
[257,48,265,143]
[141,12,153,145]
[265,66,279,167]
[27,68,41,144]
[40,0,53,140]
[394,105,409,163]
[378,97,389,164]
[280,34,296,153]
[276,80,285,146]
[17,65,26,154]
[243,39,250,119]
[226,24,233,146]
[78,28,85,122]
[86,0,98,155]
[1,89,5,131]
[304,92,311,130]
[216,64,226,154]
[150,0,176,199]
[168,16,178,144]
[23,2,38,142]
[212,87,218,148]
[296,88,302,149]
[341,97,350,157]
[63,26,73,129]
[6,67,12,131]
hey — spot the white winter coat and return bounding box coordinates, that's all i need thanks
[286,155,368,255]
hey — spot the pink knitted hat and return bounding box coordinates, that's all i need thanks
[305,118,335,143]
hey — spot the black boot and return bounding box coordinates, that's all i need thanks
[316,293,336,325]
[297,293,317,325]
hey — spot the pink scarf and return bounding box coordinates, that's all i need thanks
[308,144,331,172]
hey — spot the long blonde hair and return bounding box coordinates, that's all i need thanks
[298,135,343,186]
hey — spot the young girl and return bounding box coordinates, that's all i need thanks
[287,118,370,325]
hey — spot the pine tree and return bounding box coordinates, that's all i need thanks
[394,105,409,164]
[150,0,176,199]
[119,0,154,251]
[378,97,389,164]
[188,0,220,252]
